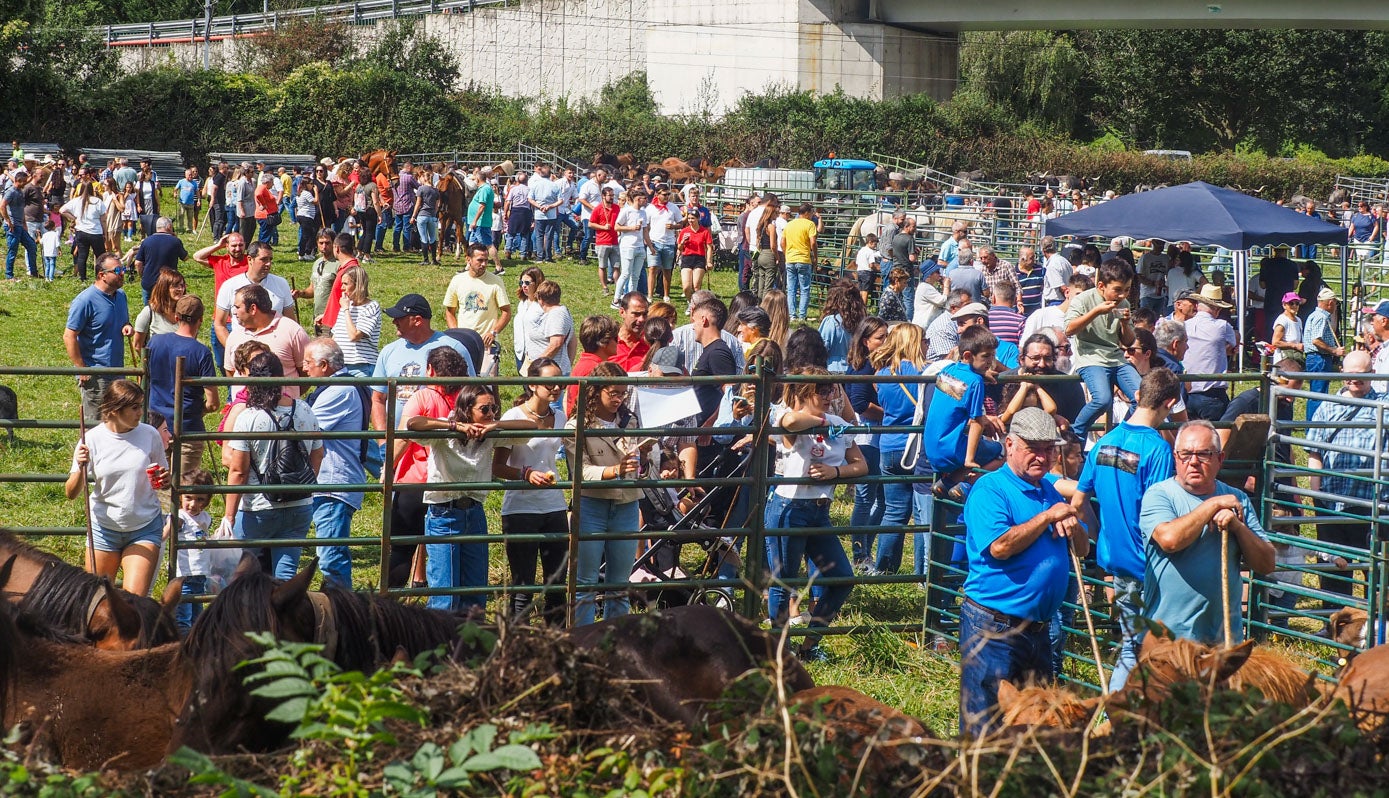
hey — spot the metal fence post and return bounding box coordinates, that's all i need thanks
[740,360,769,621]
[378,381,397,595]
[168,355,186,583]
[566,381,587,628]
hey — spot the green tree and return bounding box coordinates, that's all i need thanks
[958,30,1085,135]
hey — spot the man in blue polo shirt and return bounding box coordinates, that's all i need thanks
[63,253,133,422]
[1071,367,1179,690]
[1141,420,1275,644]
[924,324,1004,497]
[960,407,1087,736]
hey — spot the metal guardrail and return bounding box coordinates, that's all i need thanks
[100,0,507,46]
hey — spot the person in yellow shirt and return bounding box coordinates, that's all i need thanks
[782,204,819,322]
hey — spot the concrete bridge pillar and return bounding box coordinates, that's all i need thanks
[645,0,958,115]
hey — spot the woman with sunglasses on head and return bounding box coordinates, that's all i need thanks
[411,383,536,613]
[512,266,546,372]
[766,366,868,663]
[564,361,650,626]
[494,358,568,623]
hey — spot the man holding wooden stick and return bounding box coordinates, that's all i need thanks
[1141,420,1275,646]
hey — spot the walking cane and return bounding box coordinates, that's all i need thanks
[1221,526,1233,648]
[289,277,303,326]
[1070,546,1109,696]
[78,405,97,575]
[126,332,139,370]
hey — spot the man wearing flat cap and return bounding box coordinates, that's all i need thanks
[958,407,1089,737]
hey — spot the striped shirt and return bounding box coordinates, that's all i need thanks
[988,305,1026,346]
[1016,266,1045,315]
[332,300,382,368]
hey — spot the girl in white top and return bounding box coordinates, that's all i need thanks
[613,191,653,304]
[765,367,867,661]
[512,266,545,371]
[523,279,576,375]
[330,265,381,377]
[410,384,535,612]
[64,379,169,597]
[493,359,569,621]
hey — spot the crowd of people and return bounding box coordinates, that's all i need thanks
[14,148,1382,724]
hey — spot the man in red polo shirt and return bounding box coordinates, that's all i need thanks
[192,232,250,373]
[610,292,650,371]
[589,186,621,292]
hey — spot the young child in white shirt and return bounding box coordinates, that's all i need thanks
[40,218,61,281]
[854,233,882,302]
[168,468,216,634]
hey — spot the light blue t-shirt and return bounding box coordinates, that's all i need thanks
[875,361,923,453]
[923,360,985,472]
[371,332,474,424]
[1077,423,1174,580]
[176,178,199,205]
[818,314,850,374]
[65,284,129,369]
[1140,478,1267,644]
[963,465,1071,622]
[308,379,366,510]
[527,175,559,220]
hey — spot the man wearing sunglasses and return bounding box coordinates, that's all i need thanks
[1140,419,1274,645]
[63,252,133,421]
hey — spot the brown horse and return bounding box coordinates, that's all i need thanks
[565,604,815,727]
[359,149,397,179]
[997,679,1103,730]
[0,531,180,649]
[436,166,469,257]
[1125,635,1323,709]
[171,556,468,755]
[0,558,186,771]
[1332,644,1389,729]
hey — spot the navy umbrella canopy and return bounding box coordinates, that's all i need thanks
[1043,181,1347,249]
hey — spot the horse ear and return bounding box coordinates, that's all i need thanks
[101,580,144,642]
[233,552,260,580]
[0,554,16,591]
[997,679,1021,710]
[1200,640,1255,683]
[270,557,319,612]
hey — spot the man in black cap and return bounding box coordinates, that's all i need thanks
[369,293,474,440]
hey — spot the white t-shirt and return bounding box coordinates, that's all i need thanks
[41,229,60,257]
[1021,304,1066,344]
[856,245,881,272]
[616,205,648,251]
[1137,253,1169,299]
[576,180,600,220]
[1166,267,1205,307]
[230,402,323,511]
[913,281,947,328]
[775,412,851,500]
[1272,313,1302,359]
[216,273,296,332]
[61,196,108,235]
[526,305,574,374]
[499,405,569,515]
[176,509,214,576]
[422,436,495,505]
[70,422,166,532]
[513,299,542,362]
[646,202,681,245]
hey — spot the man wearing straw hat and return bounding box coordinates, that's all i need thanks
[959,407,1087,737]
[1182,283,1237,421]
[1140,419,1274,646]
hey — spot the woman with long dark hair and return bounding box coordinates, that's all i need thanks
[846,316,888,570]
[748,193,783,296]
[819,279,867,374]
[60,181,108,281]
[132,269,188,354]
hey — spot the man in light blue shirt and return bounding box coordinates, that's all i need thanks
[1302,286,1343,419]
[527,163,561,263]
[303,338,366,589]
[1140,420,1275,645]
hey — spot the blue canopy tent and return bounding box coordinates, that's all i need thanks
[1044,181,1351,368]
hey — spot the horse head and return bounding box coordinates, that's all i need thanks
[997,679,1101,729]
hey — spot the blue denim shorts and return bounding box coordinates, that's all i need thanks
[93,512,165,552]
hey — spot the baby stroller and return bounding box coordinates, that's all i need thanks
[630,446,750,611]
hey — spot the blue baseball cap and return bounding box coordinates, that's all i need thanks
[921,261,941,278]
[1362,299,1389,318]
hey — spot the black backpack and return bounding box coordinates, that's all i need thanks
[250,408,316,503]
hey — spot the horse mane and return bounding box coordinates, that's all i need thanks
[322,586,465,671]
[15,561,105,638]
[999,682,1095,729]
[1236,648,1324,706]
[179,567,283,677]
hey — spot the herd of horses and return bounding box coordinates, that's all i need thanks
[1,526,1386,775]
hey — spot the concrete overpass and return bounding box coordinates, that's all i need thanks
[869,0,1389,31]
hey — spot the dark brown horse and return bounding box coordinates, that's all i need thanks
[0,557,186,771]
[0,531,180,649]
[565,605,815,726]
[436,166,469,257]
[171,556,467,755]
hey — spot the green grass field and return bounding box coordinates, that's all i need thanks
[0,206,970,735]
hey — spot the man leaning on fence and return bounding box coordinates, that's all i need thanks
[1140,420,1274,645]
[959,407,1088,737]
[1305,350,1384,601]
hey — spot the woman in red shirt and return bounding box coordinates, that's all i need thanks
[676,210,713,300]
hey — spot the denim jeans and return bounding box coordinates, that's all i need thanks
[651,242,676,293]
[911,487,935,575]
[615,248,647,303]
[467,226,492,247]
[256,217,276,244]
[415,215,439,245]
[850,444,884,564]
[1305,352,1332,420]
[392,210,416,251]
[1186,388,1230,422]
[786,261,812,320]
[236,503,313,581]
[424,502,488,612]
[574,498,640,626]
[312,496,356,589]
[1139,296,1165,314]
[43,255,56,280]
[505,230,532,258]
[5,224,37,278]
[176,574,207,635]
[533,218,557,260]
[876,449,915,574]
[579,221,595,261]
[1073,363,1141,438]
[764,493,853,625]
[958,597,1052,737]
[560,214,581,250]
[1108,575,1144,691]
[375,208,392,251]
